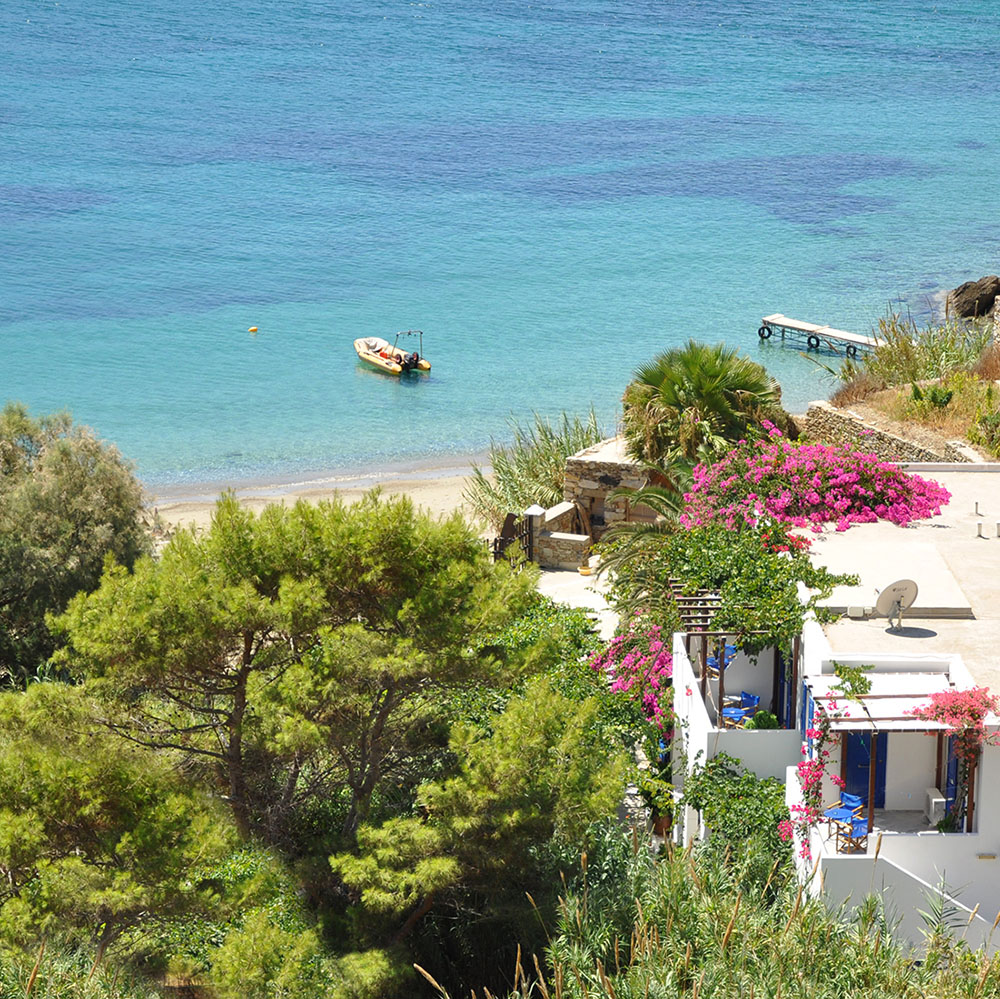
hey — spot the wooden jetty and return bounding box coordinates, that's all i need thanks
[758,313,880,357]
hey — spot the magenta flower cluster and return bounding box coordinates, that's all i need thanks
[589,622,673,730]
[680,423,951,533]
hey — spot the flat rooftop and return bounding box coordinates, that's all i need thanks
[813,465,1000,690]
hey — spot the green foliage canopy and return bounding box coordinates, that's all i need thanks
[54,491,537,843]
[602,522,855,653]
[0,403,149,685]
[0,682,231,963]
[332,679,629,933]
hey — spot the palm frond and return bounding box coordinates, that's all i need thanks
[622,340,785,469]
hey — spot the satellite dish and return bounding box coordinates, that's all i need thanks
[875,579,918,631]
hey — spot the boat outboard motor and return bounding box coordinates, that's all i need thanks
[402,351,418,371]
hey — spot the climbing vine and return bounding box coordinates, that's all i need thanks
[780,664,872,860]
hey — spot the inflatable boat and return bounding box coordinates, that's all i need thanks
[353,331,431,376]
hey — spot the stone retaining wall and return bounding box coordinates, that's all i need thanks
[802,401,972,463]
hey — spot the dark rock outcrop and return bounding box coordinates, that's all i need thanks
[948,275,1000,318]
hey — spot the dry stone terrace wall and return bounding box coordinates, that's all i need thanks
[562,437,655,540]
[802,401,972,463]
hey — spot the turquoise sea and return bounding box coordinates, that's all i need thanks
[3,1,999,488]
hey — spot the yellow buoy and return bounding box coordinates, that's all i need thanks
[248,326,258,333]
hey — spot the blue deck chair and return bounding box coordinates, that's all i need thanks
[706,643,737,677]
[720,691,760,728]
[835,818,869,854]
[823,792,864,834]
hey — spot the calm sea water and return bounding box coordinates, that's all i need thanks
[3,1,999,487]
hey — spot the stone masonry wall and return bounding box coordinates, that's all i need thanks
[802,401,971,463]
[562,437,655,540]
[535,530,591,571]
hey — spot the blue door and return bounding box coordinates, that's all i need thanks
[777,649,792,728]
[843,732,887,808]
[944,736,959,813]
[800,692,815,753]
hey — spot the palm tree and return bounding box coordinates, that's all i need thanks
[622,340,789,468]
[594,473,688,625]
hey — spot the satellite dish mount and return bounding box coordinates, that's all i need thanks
[875,579,919,632]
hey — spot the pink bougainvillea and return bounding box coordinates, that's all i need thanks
[909,686,1000,829]
[780,696,849,861]
[681,422,951,533]
[589,621,673,730]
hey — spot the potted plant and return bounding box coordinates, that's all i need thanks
[743,709,779,730]
[639,773,674,836]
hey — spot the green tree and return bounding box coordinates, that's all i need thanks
[54,491,537,843]
[331,680,628,947]
[621,340,790,467]
[0,403,149,685]
[0,682,231,966]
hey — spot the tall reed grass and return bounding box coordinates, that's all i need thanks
[463,411,605,531]
[0,941,164,998]
[419,828,1000,999]
[862,312,994,386]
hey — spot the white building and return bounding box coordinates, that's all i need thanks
[672,463,1000,953]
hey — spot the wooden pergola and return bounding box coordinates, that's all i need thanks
[672,578,800,728]
[811,689,977,834]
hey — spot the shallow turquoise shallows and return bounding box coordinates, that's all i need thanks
[3,1,999,486]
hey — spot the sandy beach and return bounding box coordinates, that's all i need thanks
[148,462,481,534]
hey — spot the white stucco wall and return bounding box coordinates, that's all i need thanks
[712,728,803,781]
[972,742,1000,842]
[883,732,937,811]
[819,854,998,955]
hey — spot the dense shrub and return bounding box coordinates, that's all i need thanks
[972,341,1000,381]
[829,369,884,406]
[682,423,950,532]
[682,753,790,863]
[969,402,1000,457]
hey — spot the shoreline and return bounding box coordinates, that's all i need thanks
[146,453,488,533]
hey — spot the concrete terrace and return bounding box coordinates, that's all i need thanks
[536,561,618,641]
[809,464,1000,691]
